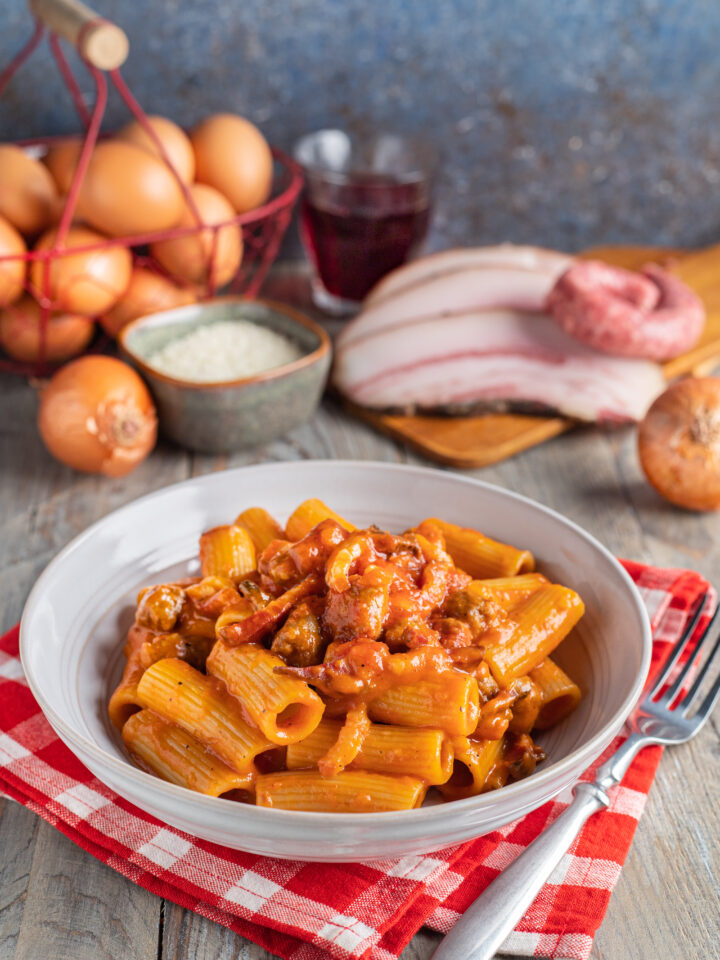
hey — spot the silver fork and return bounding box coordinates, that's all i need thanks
[431,591,720,960]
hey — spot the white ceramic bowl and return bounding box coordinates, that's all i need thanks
[20,461,652,861]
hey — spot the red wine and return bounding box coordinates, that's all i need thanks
[300,174,431,303]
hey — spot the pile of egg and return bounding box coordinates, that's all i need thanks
[0,113,273,362]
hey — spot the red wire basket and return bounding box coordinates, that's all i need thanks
[0,1,303,376]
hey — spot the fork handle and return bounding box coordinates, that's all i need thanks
[430,782,609,960]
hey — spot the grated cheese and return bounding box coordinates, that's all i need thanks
[146,320,303,382]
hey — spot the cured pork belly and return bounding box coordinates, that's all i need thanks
[334,310,665,423]
[364,244,573,308]
[338,262,570,349]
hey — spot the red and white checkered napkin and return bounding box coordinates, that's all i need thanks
[0,561,713,960]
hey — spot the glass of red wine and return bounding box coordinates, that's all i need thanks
[293,129,435,315]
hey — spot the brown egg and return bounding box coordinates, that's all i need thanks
[0,295,94,362]
[76,140,185,237]
[32,226,132,316]
[0,215,27,306]
[101,266,197,337]
[43,137,83,193]
[0,144,58,235]
[117,116,195,184]
[150,183,243,288]
[190,113,273,214]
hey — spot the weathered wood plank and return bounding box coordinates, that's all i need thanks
[591,729,720,960]
[575,423,720,960]
[0,378,195,619]
[11,820,159,960]
[1,273,719,960]
[0,800,38,960]
[162,903,278,960]
[0,376,194,960]
[399,928,442,958]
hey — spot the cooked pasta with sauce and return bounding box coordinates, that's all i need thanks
[110,500,585,812]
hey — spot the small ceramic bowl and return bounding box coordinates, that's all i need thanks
[118,298,331,453]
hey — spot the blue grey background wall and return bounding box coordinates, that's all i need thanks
[2,0,719,254]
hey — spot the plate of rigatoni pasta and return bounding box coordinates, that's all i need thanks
[19,461,652,861]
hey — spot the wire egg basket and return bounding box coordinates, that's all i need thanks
[0,1,303,375]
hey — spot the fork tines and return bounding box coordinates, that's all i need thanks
[648,588,720,725]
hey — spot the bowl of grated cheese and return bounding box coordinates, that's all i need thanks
[118,298,331,453]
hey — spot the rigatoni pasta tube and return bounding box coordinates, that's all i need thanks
[465,573,548,611]
[199,524,256,580]
[109,630,218,730]
[255,770,427,812]
[286,719,454,785]
[530,658,582,729]
[109,655,145,729]
[285,499,355,541]
[438,736,504,801]
[368,672,479,737]
[484,584,585,687]
[122,709,256,797]
[425,518,535,578]
[234,507,284,553]
[206,641,324,744]
[136,658,271,772]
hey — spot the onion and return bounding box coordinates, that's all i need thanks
[638,377,720,511]
[38,356,157,476]
[0,296,94,363]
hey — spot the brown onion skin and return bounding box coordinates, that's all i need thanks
[38,355,157,476]
[638,377,720,511]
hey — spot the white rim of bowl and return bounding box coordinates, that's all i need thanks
[19,460,653,825]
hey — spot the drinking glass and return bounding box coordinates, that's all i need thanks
[293,129,435,315]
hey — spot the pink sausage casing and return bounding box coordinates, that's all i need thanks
[546,260,705,362]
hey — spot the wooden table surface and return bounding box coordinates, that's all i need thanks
[1,271,719,960]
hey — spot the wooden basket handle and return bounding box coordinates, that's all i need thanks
[28,0,128,70]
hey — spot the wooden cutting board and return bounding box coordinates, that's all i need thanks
[346,243,720,468]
